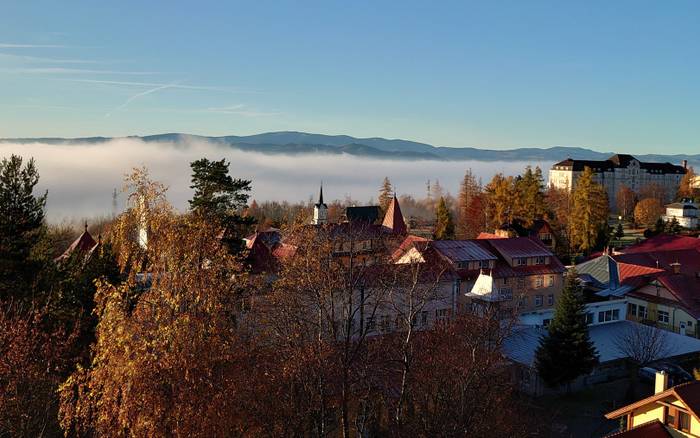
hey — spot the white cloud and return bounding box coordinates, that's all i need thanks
[0,138,552,222]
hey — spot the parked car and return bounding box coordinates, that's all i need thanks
[638,363,693,386]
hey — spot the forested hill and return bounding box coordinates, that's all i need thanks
[3,131,698,166]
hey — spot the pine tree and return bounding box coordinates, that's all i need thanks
[189,158,254,253]
[434,197,455,240]
[457,169,484,239]
[0,155,47,300]
[569,167,609,254]
[378,177,393,213]
[535,269,599,389]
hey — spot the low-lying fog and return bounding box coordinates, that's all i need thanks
[1,138,553,223]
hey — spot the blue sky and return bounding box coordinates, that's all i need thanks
[1,0,699,153]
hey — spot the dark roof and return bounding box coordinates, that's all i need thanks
[346,206,381,224]
[56,227,99,261]
[315,185,326,208]
[552,154,686,174]
[483,237,554,259]
[604,420,671,438]
[430,240,498,263]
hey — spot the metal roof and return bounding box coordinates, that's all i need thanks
[503,320,700,367]
[484,237,553,259]
[430,240,498,262]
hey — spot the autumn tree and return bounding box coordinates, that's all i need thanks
[59,197,258,436]
[634,197,664,229]
[378,176,394,213]
[484,173,515,230]
[457,169,485,238]
[434,197,455,240]
[678,166,699,200]
[0,305,78,437]
[535,270,599,390]
[639,182,669,205]
[569,167,609,254]
[0,155,48,301]
[616,184,636,219]
[189,158,254,253]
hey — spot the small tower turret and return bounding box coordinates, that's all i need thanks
[313,184,328,225]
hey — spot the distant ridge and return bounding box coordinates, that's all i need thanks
[2,131,698,167]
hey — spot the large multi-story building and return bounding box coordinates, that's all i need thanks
[548,154,687,204]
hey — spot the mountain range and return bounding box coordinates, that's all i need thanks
[3,131,698,167]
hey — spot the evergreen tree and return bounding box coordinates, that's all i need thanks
[434,197,455,240]
[535,270,599,389]
[378,177,393,213]
[569,167,609,254]
[189,158,254,253]
[666,217,682,234]
[0,155,47,300]
[615,222,624,240]
[457,169,484,238]
[514,166,546,227]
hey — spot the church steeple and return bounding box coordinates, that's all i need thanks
[312,183,328,225]
[382,193,407,234]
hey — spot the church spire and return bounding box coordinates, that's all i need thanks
[382,194,407,234]
[312,183,328,225]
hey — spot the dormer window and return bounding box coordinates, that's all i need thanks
[535,256,546,265]
[515,258,527,266]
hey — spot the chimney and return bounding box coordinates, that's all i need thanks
[655,371,669,394]
[682,159,688,170]
[670,262,682,274]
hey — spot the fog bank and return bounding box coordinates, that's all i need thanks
[0,139,553,222]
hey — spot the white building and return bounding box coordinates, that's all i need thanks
[548,154,686,205]
[663,199,699,229]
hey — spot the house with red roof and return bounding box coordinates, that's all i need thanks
[395,236,565,317]
[605,372,700,437]
[55,222,101,263]
[576,234,700,337]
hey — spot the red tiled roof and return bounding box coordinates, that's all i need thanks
[613,248,700,317]
[623,234,700,254]
[382,195,407,234]
[391,234,430,261]
[477,232,504,239]
[604,420,670,438]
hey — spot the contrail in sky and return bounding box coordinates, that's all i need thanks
[105,81,180,117]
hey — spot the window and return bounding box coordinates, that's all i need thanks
[516,258,527,266]
[421,311,429,327]
[380,315,390,333]
[547,275,554,287]
[366,317,376,332]
[689,321,693,327]
[535,256,546,265]
[535,295,543,307]
[585,312,594,325]
[628,303,637,317]
[658,310,670,324]
[479,260,491,269]
[436,309,449,324]
[519,295,529,307]
[598,309,620,323]
[500,288,513,301]
[535,276,544,288]
[547,294,554,306]
[517,277,525,289]
[678,411,691,432]
[638,305,648,319]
